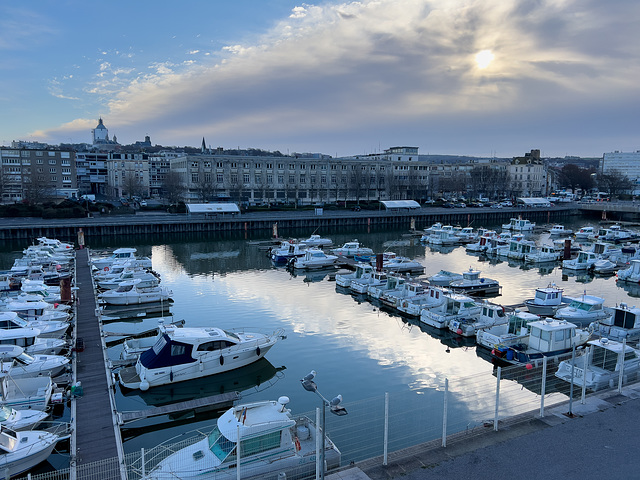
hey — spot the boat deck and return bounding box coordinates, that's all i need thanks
[74,248,122,468]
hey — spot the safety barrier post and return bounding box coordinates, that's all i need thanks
[141,448,145,478]
[494,367,501,431]
[442,378,448,447]
[316,408,321,480]
[618,338,627,394]
[383,392,389,465]
[581,351,588,404]
[540,357,547,417]
[237,425,241,480]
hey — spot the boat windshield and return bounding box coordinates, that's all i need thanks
[0,407,12,422]
[569,300,592,311]
[208,425,236,462]
[152,335,167,355]
[223,330,240,341]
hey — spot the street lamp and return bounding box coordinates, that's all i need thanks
[301,370,347,480]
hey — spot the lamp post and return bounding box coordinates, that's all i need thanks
[301,370,347,480]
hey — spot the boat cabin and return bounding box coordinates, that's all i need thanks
[527,319,577,352]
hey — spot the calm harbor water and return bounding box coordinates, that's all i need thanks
[2,216,637,468]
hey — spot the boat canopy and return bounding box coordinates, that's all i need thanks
[380,200,420,210]
[187,203,241,215]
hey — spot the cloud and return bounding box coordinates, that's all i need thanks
[36,0,640,155]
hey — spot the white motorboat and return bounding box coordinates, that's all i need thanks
[422,222,443,236]
[549,224,573,235]
[143,395,341,480]
[350,270,387,295]
[0,406,48,431]
[290,248,338,270]
[1,297,70,323]
[492,234,524,258]
[616,259,640,283]
[425,229,460,246]
[0,425,60,478]
[574,226,595,240]
[449,268,501,296]
[118,324,285,391]
[562,250,599,271]
[0,312,69,339]
[35,237,74,253]
[524,284,568,316]
[506,239,538,261]
[476,309,541,351]
[97,270,160,290]
[382,256,424,275]
[590,302,640,343]
[465,232,497,253]
[335,263,375,288]
[270,240,307,264]
[92,247,152,270]
[331,240,374,258]
[455,227,478,243]
[490,318,590,365]
[0,325,66,355]
[0,375,53,410]
[380,279,430,309]
[97,279,172,306]
[419,293,481,329]
[525,243,563,264]
[555,338,640,391]
[427,270,463,286]
[600,224,638,243]
[299,234,333,248]
[502,218,535,231]
[368,274,406,300]
[396,286,446,317]
[0,345,68,379]
[591,258,619,274]
[449,302,507,337]
[555,293,610,326]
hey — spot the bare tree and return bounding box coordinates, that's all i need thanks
[162,170,186,205]
[194,173,215,202]
[122,171,144,199]
[23,174,54,205]
[598,169,633,198]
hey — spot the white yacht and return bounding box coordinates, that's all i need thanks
[368,274,406,300]
[143,396,341,480]
[555,338,640,391]
[0,405,48,431]
[0,345,69,378]
[574,226,595,240]
[0,374,53,410]
[350,270,387,295]
[335,263,375,288]
[590,302,640,343]
[330,240,374,258]
[0,425,60,478]
[382,255,424,275]
[0,311,69,339]
[97,279,172,306]
[427,270,463,286]
[92,247,152,270]
[118,324,285,391]
[524,284,568,316]
[291,248,338,270]
[448,268,501,296]
[549,224,573,235]
[419,293,481,329]
[96,270,160,290]
[449,302,507,337]
[396,285,446,317]
[299,234,333,248]
[617,259,640,283]
[490,319,590,365]
[562,250,599,271]
[502,218,535,231]
[269,240,307,264]
[554,294,610,326]
[525,243,563,264]
[476,309,540,351]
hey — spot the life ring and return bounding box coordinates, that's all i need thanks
[104,266,109,271]
[294,437,301,451]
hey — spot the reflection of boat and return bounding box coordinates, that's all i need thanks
[118,324,285,391]
[618,281,640,298]
[404,317,476,350]
[143,396,341,480]
[120,358,284,408]
[427,244,458,255]
[555,338,640,391]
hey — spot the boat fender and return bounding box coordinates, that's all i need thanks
[170,370,173,382]
[220,355,224,366]
[256,346,261,356]
[295,436,301,451]
[140,380,150,391]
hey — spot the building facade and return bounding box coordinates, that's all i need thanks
[507,149,547,197]
[0,147,77,203]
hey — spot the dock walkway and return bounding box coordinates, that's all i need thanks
[74,248,122,470]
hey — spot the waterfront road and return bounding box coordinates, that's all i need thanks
[330,381,640,480]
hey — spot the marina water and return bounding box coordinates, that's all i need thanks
[1,217,636,469]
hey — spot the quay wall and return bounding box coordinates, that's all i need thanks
[0,206,577,241]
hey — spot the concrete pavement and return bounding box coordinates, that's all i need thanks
[328,381,640,480]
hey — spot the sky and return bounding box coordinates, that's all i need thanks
[1,0,638,158]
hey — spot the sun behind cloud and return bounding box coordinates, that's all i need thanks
[475,49,495,69]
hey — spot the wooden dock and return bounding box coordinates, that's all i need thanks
[118,392,240,424]
[74,248,123,473]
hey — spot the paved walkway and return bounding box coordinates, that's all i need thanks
[329,382,640,480]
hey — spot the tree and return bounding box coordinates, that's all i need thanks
[559,164,595,193]
[123,171,144,199]
[23,174,54,205]
[194,173,215,202]
[598,169,633,198]
[162,170,186,205]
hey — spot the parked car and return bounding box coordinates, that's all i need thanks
[455,203,466,208]
[442,203,454,209]
[500,201,513,207]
